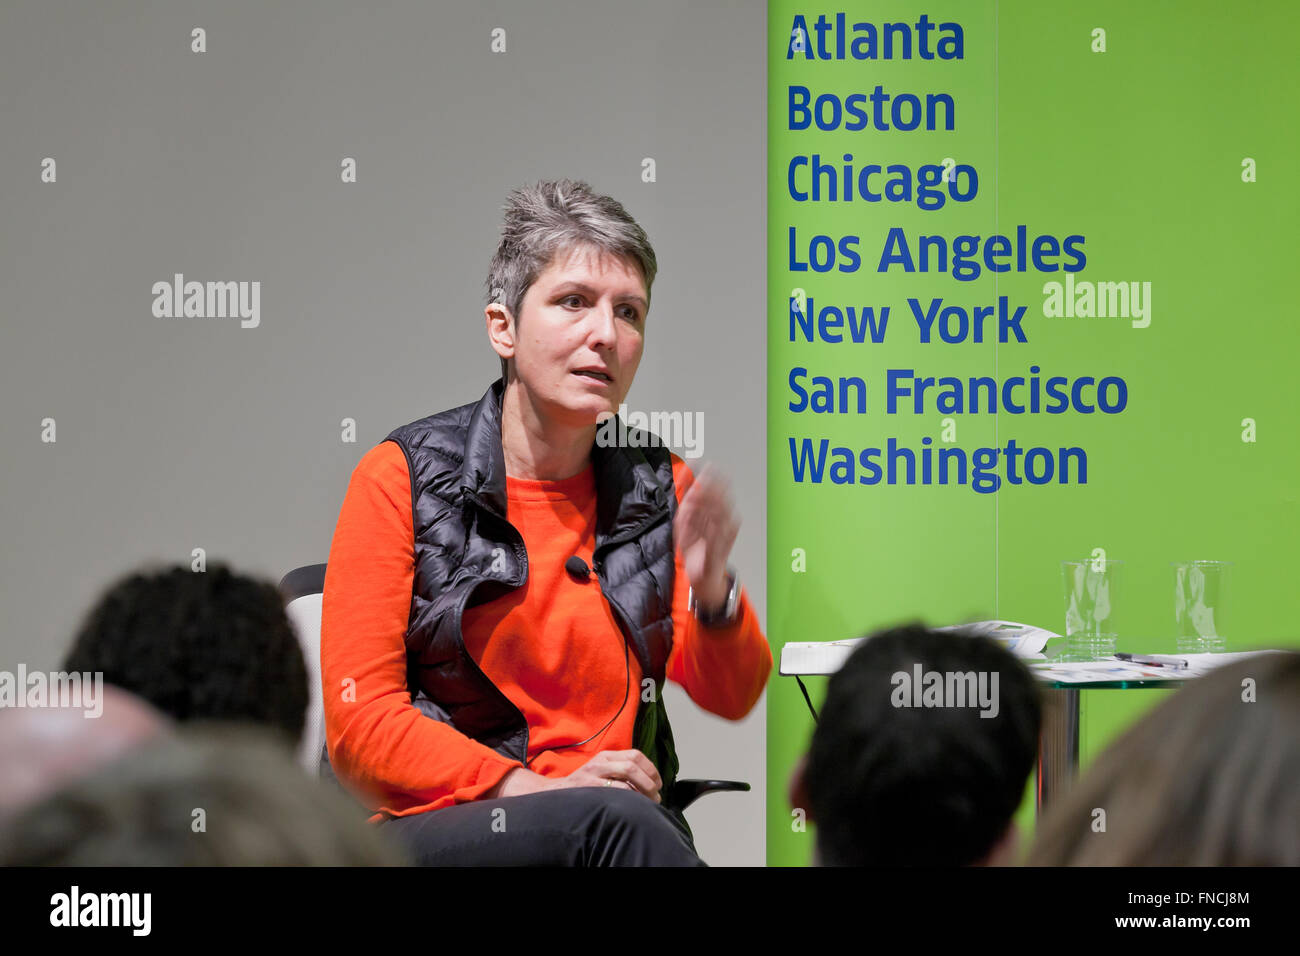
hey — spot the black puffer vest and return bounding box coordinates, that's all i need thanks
[384,378,681,792]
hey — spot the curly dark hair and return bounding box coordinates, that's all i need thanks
[62,563,307,745]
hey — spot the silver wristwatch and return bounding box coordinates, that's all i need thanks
[688,567,740,627]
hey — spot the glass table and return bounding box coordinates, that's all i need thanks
[1032,662,1184,818]
[782,643,1269,819]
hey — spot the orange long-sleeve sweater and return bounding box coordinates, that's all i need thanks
[321,440,772,820]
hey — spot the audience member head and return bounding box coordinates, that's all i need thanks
[62,563,308,746]
[0,685,170,822]
[1029,650,1299,866]
[0,726,407,865]
[790,622,1042,866]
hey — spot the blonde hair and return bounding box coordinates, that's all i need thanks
[1028,651,1300,866]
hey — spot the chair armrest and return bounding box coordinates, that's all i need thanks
[664,778,750,814]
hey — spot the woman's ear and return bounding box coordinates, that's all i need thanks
[485,303,516,363]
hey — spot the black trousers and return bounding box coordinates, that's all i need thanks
[377,786,707,866]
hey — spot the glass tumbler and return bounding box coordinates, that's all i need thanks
[1061,558,1122,661]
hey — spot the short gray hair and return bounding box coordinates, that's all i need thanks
[486,179,658,381]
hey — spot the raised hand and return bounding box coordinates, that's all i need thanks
[673,462,739,612]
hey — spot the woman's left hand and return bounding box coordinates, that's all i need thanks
[673,462,739,613]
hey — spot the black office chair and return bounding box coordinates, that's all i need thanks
[279,564,749,815]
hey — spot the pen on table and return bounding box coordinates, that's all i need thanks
[1113,653,1189,670]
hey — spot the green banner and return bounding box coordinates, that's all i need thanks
[767,0,1300,866]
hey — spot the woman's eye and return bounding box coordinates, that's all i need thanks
[560,295,637,321]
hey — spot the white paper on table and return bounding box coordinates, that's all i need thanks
[780,619,1058,676]
[934,620,1058,656]
[1027,659,1177,684]
[1028,649,1286,685]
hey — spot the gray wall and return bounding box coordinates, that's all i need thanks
[0,1,768,865]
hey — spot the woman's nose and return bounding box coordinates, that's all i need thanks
[586,302,619,348]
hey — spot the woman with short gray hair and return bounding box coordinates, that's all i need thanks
[320,179,772,865]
